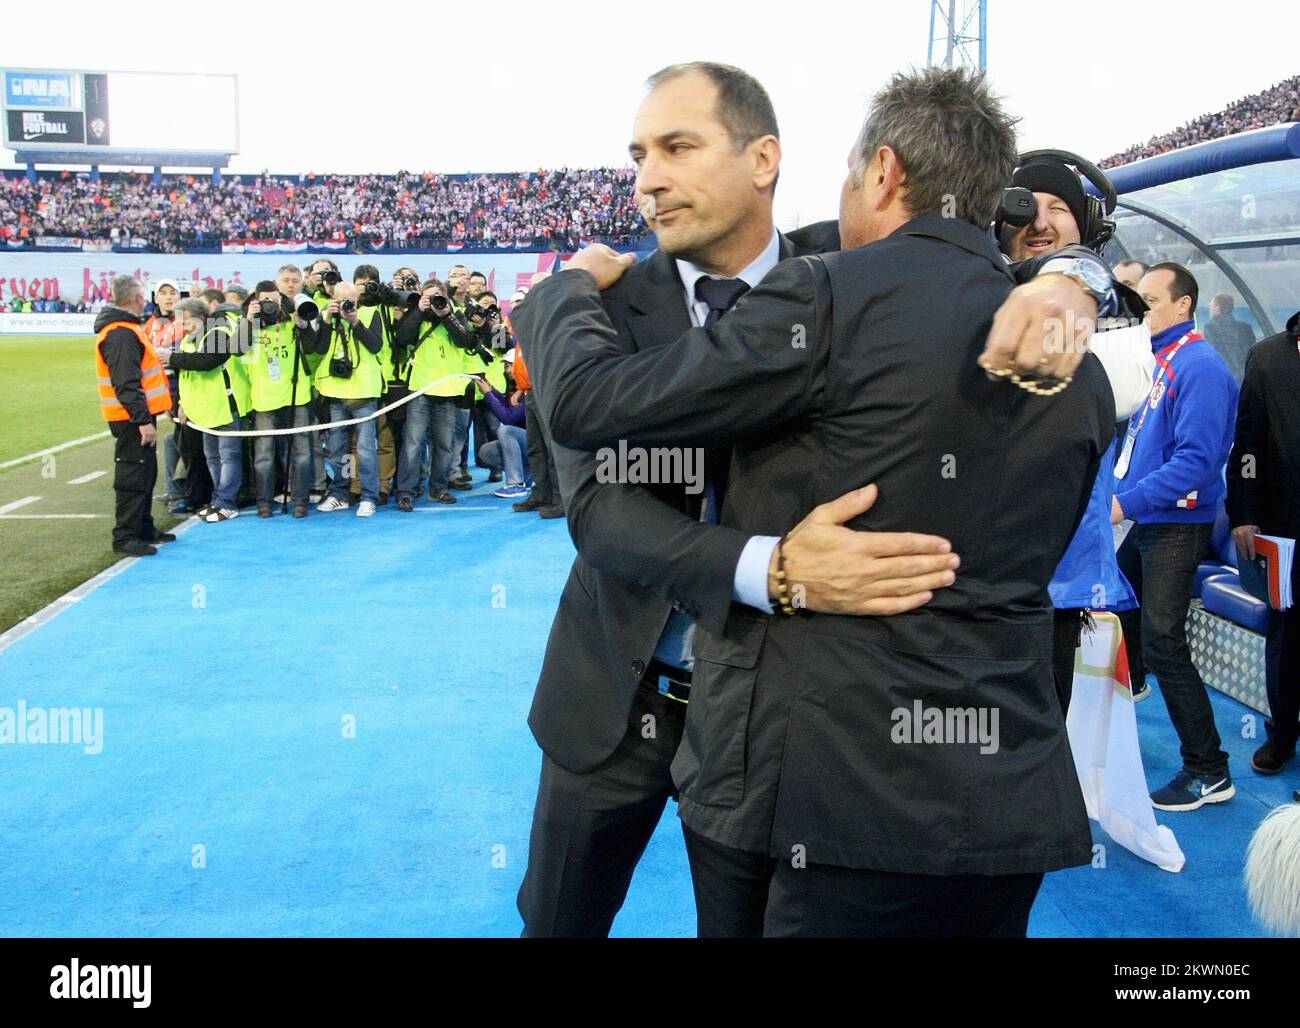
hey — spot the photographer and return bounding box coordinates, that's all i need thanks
[446,265,472,307]
[470,371,530,499]
[314,280,385,517]
[464,290,512,481]
[162,297,251,523]
[241,277,321,519]
[384,266,422,491]
[352,264,414,503]
[393,278,481,509]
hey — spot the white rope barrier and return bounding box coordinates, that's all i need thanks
[183,374,480,437]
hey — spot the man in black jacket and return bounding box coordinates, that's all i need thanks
[96,275,177,557]
[1227,311,1300,774]
[520,66,1112,937]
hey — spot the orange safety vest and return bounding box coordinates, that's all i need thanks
[94,320,173,422]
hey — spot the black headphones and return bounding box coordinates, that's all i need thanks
[997,148,1117,252]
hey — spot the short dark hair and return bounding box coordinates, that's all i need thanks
[854,66,1018,228]
[308,258,338,273]
[478,290,497,303]
[646,61,779,149]
[469,270,487,283]
[1212,292,1234,312]
[1115,259,1148,276]
[254,279,277,295]
[224,284,250,300]
[1150,262,1198,312]
[421,278,446,293]
[200,288,225,305]
[353,264,380,283]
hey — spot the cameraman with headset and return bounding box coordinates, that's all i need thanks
[996,151,1157,713]
[314,280,386,517]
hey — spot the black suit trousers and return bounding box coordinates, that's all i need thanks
[763,860,1045,938]
[517,684,684,937]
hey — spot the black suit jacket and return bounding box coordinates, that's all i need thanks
[524,228,823,774]
[518,213,1114,875]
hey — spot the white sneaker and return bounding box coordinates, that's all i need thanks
[356,500,376,518]
[317,495,349,512]
[204,508,239,522]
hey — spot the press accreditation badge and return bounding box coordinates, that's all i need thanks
[1114,430,1136,480]
[267,352,281,382]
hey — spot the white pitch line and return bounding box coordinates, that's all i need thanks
[0,514,104,522]
[67,470,107,485]
[0,431,111,471]
[0,495,41,514]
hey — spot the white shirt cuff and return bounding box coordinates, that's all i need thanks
[733,535,782,613]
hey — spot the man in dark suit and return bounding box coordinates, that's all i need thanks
[514,62,968,938]
[519,66,1114,937]
[1227,311,1300,775]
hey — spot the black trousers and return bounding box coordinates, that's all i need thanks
[109,420,159,547]
[1265,595,1300,748]
[763,860,1045,938]
[1052,607,1085,716]
[517,684,685,937]
[1117,521,1227,778]
[177,421,212,508]
[524,392,560,506]
[683,827,778,938]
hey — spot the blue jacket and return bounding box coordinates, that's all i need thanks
[1051,436,1137,611]
[1114,320,1238,525]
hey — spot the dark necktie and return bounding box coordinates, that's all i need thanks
[695,276,750,329]
[691,277,749,524]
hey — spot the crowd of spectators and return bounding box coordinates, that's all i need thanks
[0,166,648,253]
[1101,75,1300,168]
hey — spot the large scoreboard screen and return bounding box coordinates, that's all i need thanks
[2,68,238,156]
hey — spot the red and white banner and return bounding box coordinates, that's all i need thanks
[1067,612,1186,872]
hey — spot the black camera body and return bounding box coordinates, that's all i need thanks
[339,298,356,315]
[425,293,451,320]
[329,354,354,379]
[250,299,281,326]
[321,270,342,286]
[360,280,420,309]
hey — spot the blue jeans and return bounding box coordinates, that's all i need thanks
[325,398,379,503]
[398,395,432,500]
[201,416,244,512]
[480,424,530,485]
[253,405,314,504]
[419,398,469,498]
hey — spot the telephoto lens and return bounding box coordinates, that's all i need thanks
[322,270,342,286]
[294,294,319,321]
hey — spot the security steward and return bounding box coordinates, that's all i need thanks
[94,275,176,556]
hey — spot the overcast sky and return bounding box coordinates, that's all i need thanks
[2,0,1295,230]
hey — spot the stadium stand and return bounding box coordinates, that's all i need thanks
[1101,75,1300,168]
[0,166,648,254]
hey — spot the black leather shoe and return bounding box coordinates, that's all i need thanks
[378,493,390,506]
[257,503,274,518]
[449,478,472,491]
[432,491,457,504]
[145,532,178,544]
[488,470,503,483]
[538,504,566,520]
[397,496,414,512]
[1252,738,1296,775]
[512,497,545,513]
[292,504,308,519]
[113,540,157,557]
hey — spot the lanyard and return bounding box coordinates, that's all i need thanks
[1128,333,1195,442]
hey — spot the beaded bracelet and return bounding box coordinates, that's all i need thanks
[774,534,798,616]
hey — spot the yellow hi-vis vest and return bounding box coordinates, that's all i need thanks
[314,316,384,400]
